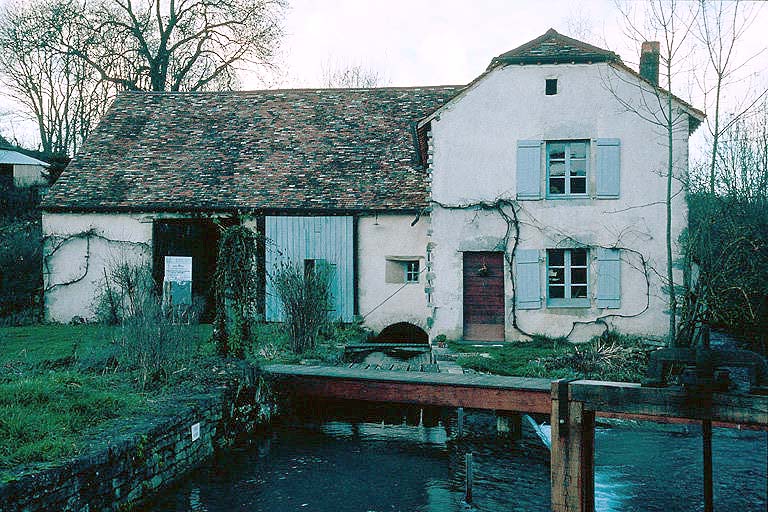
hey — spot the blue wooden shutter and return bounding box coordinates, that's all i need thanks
[515,249,541,309]
[596,248,621,309]
[596,139,621,198]
[516,140,542,200]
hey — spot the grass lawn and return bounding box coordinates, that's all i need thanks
[448,332,649,382]
[0,321,352,479]
[0,324,213,479]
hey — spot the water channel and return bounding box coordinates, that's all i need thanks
[150,401,767,511]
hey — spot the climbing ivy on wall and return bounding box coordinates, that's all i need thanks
[429,198,654,342]
[213,225,262,358]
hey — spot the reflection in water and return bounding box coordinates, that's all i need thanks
[150,413,766,512]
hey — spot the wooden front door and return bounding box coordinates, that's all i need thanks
[463,252,505,341]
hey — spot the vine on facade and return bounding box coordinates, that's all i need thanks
[430,198,653,341]
[213,225,262,359]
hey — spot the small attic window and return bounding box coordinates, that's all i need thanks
[545,79,558,95]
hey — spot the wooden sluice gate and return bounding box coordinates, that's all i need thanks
[263,364,768,512]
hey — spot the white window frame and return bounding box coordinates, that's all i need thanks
[546,140,589,198]
[405,260,420,283]
[547,248,590,308]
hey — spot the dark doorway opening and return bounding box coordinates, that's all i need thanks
[152,218,238,321]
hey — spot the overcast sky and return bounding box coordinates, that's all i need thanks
[1,0,767,150]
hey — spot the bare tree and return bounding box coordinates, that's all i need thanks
[564,7,595,43]
[0,0,115,155]
[65,0,286,92]
[711,101,768,201]
[695,0,768,194]
[321,60,387,89]
[607,0,701,343]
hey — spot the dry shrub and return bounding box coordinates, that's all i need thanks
[96,259,202,389]
[271,260,333,354]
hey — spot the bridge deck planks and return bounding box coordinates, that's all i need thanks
[265,364,551,390]
[264,364,552,414]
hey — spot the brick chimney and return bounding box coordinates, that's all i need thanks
[640,41,660,86]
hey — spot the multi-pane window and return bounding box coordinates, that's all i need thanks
[547,248,589,307]
[405,261,420,283]
[547,141,588,197]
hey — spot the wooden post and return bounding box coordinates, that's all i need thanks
[551,380,595,512]
[496,412,523,440]
[703,419,713,512]
[457,407,465,438]
[465,452,474,503]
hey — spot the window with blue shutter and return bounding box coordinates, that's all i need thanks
[546,141,589,198]
[515,249,541,309]
[596,139,621,198]
[546,248,590,308]
[516,140,542,200]
[596,248,621,309]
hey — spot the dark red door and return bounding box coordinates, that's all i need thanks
[463,252,505,341]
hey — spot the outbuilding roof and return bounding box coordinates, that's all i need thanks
[0,149,48,167]
[43,87,460,213]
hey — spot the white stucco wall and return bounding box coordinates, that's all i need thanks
[357,214,430,333]
[14,164,47,187]
[428,62,693,342]
[43,213,153,323]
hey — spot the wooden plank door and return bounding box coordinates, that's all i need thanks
[463,252,505,341]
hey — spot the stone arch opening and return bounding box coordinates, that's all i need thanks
[373,322,429,344]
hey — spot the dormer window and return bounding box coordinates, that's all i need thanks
[545,78,558,95]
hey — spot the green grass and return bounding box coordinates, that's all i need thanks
[448,332,649,382]
[0,324,108,366]
[0,321,353,477]
[245,322,352,365]
[0,371,146,473]
[0,323,213,476]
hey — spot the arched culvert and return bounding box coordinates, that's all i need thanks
[373,322,429,344]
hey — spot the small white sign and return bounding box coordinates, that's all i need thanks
[165,256,192,282]
[191,422,200,441]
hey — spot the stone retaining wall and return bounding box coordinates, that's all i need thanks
[0,388,242,512]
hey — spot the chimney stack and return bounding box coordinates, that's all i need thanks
[640,41,660,86]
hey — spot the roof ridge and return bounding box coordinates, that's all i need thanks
[489,28,621,68]
[118,85,464,96]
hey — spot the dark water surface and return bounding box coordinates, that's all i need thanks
[150,412,766,512]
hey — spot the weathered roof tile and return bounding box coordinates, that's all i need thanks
[44,87,460,213]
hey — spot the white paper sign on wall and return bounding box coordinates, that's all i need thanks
[164,256,192,282]
[191,422,200,441]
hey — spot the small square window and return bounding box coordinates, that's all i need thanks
[385,258,421,283]
[405,261,420,283]
[545,79,558,95]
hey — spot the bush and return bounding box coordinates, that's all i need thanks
[684,193,768,351]
[95,261,203,389]
[271,260,333,354]
[0,219,42,324]
[0,183,39,222]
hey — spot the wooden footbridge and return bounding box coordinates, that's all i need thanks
[264,364,768,512]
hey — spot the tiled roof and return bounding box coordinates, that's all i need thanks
[489,28,621,67]
[43,87,460,213]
